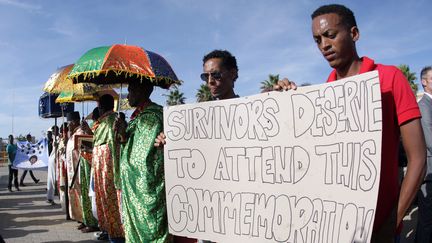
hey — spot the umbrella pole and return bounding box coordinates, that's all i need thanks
[54,116,57,159]
[60,105,65,154]
[54,117,59,197]
[60,104,70,220]
[54,117,57,149]
[61,104,64,132]
[54,117,58,148]
[119,83,122,114]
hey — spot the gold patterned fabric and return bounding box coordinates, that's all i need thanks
[94,112,121,189]
[56,138,68,211]
[57,138,67,188]
[93,111,124,238]
[66,127,85,222]
[120,103,171,243]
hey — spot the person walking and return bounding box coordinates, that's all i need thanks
[19,134,40,186]
[6,134,20,192]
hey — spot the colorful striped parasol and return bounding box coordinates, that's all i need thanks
[43,64,98,95]
[68,44,180,89]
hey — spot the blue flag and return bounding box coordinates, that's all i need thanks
[13,139,49,170]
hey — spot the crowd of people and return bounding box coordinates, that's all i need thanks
[5,4,432,243]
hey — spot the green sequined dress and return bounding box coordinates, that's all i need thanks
[121,103,171,243]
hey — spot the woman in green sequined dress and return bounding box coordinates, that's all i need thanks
[117,80,171,243]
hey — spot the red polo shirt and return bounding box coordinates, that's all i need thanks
[326,56,421,232]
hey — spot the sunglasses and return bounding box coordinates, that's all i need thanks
[200,71,224,81]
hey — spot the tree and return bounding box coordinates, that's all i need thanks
[196,84,214,103]
[164,86,186,106]
[398,64,418,95]
[260,74,280,92]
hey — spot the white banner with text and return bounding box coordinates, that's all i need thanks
[164,71,382,243]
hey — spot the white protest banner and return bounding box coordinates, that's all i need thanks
[13,139,49,170]
[164,71,382,243]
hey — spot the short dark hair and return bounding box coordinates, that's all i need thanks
[421,66,432,80]
[119,112,126,121]
[311,4,357,30]
[203,50,239,79]
[60,123,68,133]
[66,111,80,122]
[99,94,114,111]
[141,79,154,99]
[51,125,59,131]
[92,107,100,121]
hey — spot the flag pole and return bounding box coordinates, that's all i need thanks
[11,88,15,134]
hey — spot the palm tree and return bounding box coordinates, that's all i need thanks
[164,87,186,106]
[196,84,214,103]
[398,64,418,95]
[260,74,280,92]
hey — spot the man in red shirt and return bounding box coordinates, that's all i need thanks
[277,4,427,242]
[310,4,426,243]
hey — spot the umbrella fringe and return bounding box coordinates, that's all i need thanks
[56,95,96,103]
[69,69,180,88]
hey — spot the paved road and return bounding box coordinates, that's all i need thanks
[0,165,98,243]
[0,164,419,243]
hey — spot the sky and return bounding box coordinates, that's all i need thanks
[0,0,431,139]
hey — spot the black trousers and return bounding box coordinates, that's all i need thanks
[8,165,19,189]
[20,170,38,183]
[415,182,432,243]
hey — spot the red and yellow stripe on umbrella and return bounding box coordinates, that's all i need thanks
[68,44,180,89]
